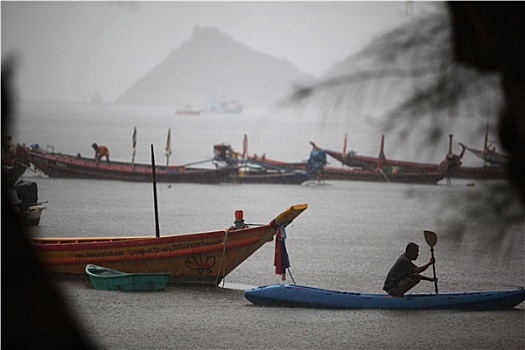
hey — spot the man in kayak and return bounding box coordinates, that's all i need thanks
[92,143,110,164]
[383,242,437,297]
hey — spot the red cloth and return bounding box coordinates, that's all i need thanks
[274,227,290,275]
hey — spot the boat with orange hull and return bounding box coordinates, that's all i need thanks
[30,203,308,285]
[27,150,235,184]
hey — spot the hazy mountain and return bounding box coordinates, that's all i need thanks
[116,26,314,108]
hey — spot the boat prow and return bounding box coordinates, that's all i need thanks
[273,203,308,227]
[244,284,525,310]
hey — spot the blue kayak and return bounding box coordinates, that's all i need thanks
[244,284,525,310]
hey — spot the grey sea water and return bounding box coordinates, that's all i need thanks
[12,101,525,349]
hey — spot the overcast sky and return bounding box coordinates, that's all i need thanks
[1,1,440,103]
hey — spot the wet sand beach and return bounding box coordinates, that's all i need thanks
[58,278,524,350]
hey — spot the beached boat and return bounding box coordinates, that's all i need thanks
[85,264,171,291]
[27,149,235,184]
[244,284,525,310]
[31,203,308,285]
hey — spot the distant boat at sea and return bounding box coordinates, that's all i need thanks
[208,100,243,114]
[175,105,203,116]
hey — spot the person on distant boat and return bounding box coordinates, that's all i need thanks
[383,242,437,297]
[92,143,110,164]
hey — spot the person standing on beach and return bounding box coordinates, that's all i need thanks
[92,143,110,164]
[383,242,437,297]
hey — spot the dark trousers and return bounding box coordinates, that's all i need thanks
[387,274,422,296]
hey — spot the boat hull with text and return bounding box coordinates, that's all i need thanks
[31,204,308,285]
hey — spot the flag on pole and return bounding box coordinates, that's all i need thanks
[165,128,172,167]
[274,226,290,281]
[242,133,248,160]
[342,133,348,168]
[131,127,137,166]
[343,133,348,156]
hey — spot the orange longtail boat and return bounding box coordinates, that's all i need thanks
[30,204,308,285]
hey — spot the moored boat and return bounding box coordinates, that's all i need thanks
[447,165,506,180]
[244,284,525,310]
[460,145,508,168]
[310,137,449,174]
[213,143,312,184]
[27,149,235,184]
[14,180,47,226]
[459,126,509,168]
[439,133,506,180]
[317,167,445,184]
[19,203,47,226]
[31,203,308,285]
[230,168,312,185]
[208,100,243,114]
[213,141,445,185]
[175,105,203,116]
[85,264,171,291]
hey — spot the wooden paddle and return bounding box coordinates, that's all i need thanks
[424,230,438,294]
